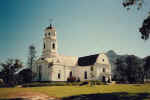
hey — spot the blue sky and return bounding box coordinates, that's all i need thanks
[0,0,150,63]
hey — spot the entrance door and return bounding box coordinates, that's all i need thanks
[102,76,105,82]
[70,71,72,78]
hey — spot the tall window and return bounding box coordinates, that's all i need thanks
[52,43,55,49]
[70,71,72,78]
[48,62,53,68]
[84,71,87,79]
[58,73,61,79]
[91,66,94,71]
[44,43,45,49]
[102,59,104,62]
[103,68,106,72]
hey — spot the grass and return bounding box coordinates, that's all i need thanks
[0,84,150,99]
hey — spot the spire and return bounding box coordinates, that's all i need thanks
[46,24,53,29]
[50,24,52,29]
[46,19,55,29]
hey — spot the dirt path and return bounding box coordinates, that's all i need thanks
[8,92,61,100]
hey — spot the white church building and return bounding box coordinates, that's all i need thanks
[32,24,111,82]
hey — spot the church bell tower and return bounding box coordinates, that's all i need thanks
[42,24,58,58]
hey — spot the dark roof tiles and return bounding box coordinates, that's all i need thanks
[78,54,99,66]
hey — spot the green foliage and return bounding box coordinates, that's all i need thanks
[21,81,104,87]
[122,0,150,40]
[139,15,150,40]
[0,59,23,87]
[27,45,36,69]
[88,80,105,86]
[17,68,34,84]
[143,56,150,79]
[22,81,76,87]
[115,55,149,83]
[122,0,143,10]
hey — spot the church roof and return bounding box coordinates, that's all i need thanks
[78,54,99,66]
[58,55,78,66]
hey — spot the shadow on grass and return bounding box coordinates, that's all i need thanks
[0,98,24,100]
[0,92,149,100]
[63,92,150,100]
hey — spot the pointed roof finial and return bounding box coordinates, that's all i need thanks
[50,23,52,29]
[46,18,55,29]
[49,18,54,27]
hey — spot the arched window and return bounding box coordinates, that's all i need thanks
[102,59,104,62]
[52,43,55,49]
[44,43,45,49]
[103,68,106,72]
[48,62,53,68]
[58,73,61,79]
[91,66,94,71]
[84,71,87,79]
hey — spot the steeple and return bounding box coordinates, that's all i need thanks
[46,24,53,29]
[42,23,58,58]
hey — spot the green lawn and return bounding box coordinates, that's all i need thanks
[0,84,150,99]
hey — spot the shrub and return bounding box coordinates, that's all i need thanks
[67,76,77,82]
[22,81,70,87]
[87,80,105,86]
[80,81,89,86]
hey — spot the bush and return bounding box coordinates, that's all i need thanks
[22,81,70,87]
[0,79,6,88]
[68,82,83,86]
[87,80,105,86]
[17,68,34,84]
[67,76,77,82]
[22,81,88,87]
[80,81,89,86]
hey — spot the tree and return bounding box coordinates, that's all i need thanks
[0,59,23,86]
[115,55,144,83]
[18,68,34,84]
[115,58,128,81]
[125,55,144,82]
[143,56,150,79]
[27,45,36,69]
[90,66,96,86]
[122,0,150,40]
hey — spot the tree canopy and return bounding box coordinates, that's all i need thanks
[115,54,150,83]
[0,59,23,86]
[27,45,36,69]
[122,0,150,40]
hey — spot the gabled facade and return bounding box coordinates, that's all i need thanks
[32,24,111,82]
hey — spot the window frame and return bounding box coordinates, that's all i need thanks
[84,71,88,79]
[52,43,55,49]
[103,68,106,72]
[58,73,61,79]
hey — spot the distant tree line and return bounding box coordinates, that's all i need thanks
[114,55,150,83]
